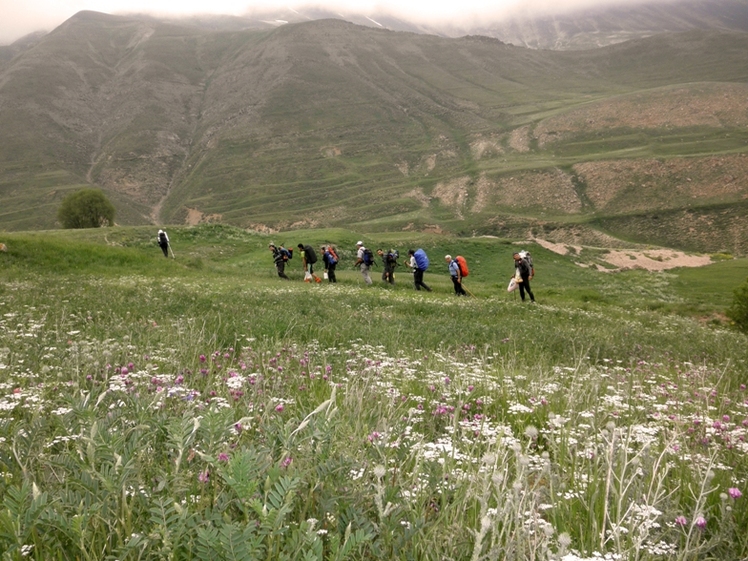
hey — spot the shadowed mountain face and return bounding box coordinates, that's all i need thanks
[1,9,747,254]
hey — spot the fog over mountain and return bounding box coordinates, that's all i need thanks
[3,0,748,49]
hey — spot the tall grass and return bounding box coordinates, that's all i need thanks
[0,228,746,560]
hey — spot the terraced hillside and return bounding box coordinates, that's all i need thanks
[1,12,747,254]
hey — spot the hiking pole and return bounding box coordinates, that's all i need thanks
[462,283,476,298]
[168,243,175,259]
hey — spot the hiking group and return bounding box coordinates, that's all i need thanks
[265,238,537,302]
[157,229,535,300]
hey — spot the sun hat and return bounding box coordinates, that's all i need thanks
[356,241,363,245]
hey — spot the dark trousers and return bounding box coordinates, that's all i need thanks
[159,243,169,257]
[519,276,534,301]
[327,265,337,283]
[414,269,431,291]
[451,276,466,295]
[382,266,395,284]
[276,261,289,279]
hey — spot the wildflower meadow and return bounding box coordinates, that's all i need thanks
[0,226,746,560]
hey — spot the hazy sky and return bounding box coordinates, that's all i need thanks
[0,0,661,45]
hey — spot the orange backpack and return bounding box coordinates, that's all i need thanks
[455,255,469,277]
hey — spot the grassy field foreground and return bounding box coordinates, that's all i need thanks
[0,225,747,560]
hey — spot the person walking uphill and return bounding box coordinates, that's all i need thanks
[355,241,373,285]
[157,229,171,258]
[513,251,535,302]
[269,243,291,279]
[407,249,432,292]
[298,243,322,283]
[445,255,466,296]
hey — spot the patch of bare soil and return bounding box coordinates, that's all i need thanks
[490,169,582,213]
[533,237,581,256]
[575,154,748,212]
[470,135,504,160]
[246,223,277,235]
[534,237,712,272]
[509,125,531,153]
[321,146,341,157]
[404,188,431,207]
[471,174,494,213]
[532,227,637,249]
[420,154,437,174]
[185,208,222,225]
[433,176,470,218]
[599,249,711,271]
[534,83,748,148]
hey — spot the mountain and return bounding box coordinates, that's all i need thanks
[431,0,748,50]
[216,0,748,50]
[1,10,747,255]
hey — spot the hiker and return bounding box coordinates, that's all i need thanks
[377,248,398,284]
[321,245,338,283]
[513,251,535,302]
[354,241,373,285]
[269,243,290,279]
[157,229,170,257]
[407,249,432,292]
[445,255,466,296]
[298,244,322,283]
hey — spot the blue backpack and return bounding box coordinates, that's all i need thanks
[414,249,429,271]
[363,248,375,266]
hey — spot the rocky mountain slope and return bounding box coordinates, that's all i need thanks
[1,10,747,254]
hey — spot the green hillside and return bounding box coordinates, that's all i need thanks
[1,14,747,254]
[1,225,748,560]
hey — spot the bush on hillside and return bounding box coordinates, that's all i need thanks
[727,277,748,333]
[57,189,115,228]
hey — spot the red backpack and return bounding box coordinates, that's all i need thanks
[455,255,469,277]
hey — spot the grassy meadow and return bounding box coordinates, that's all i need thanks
[1,224,747,560]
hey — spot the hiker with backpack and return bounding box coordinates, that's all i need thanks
[377,248,398,284]
[157,229,171,258]
[269,243,291,279]
[407,249,432,292]
[355,241,373,285]
[513,251,535,302]
[321,245,338,283]
[298,243,322,283]
[445,255,467,296]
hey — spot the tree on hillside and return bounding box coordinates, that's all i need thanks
[57,189,116,229]
[727,278,748,334]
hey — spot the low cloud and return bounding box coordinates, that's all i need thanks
[0,0,678,45]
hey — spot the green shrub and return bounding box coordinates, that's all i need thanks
[57,188,115,228]
[727,277,748,333]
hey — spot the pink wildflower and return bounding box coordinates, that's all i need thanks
[728,487,742,499]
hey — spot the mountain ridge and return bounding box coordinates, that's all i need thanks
[1,11,747,254]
